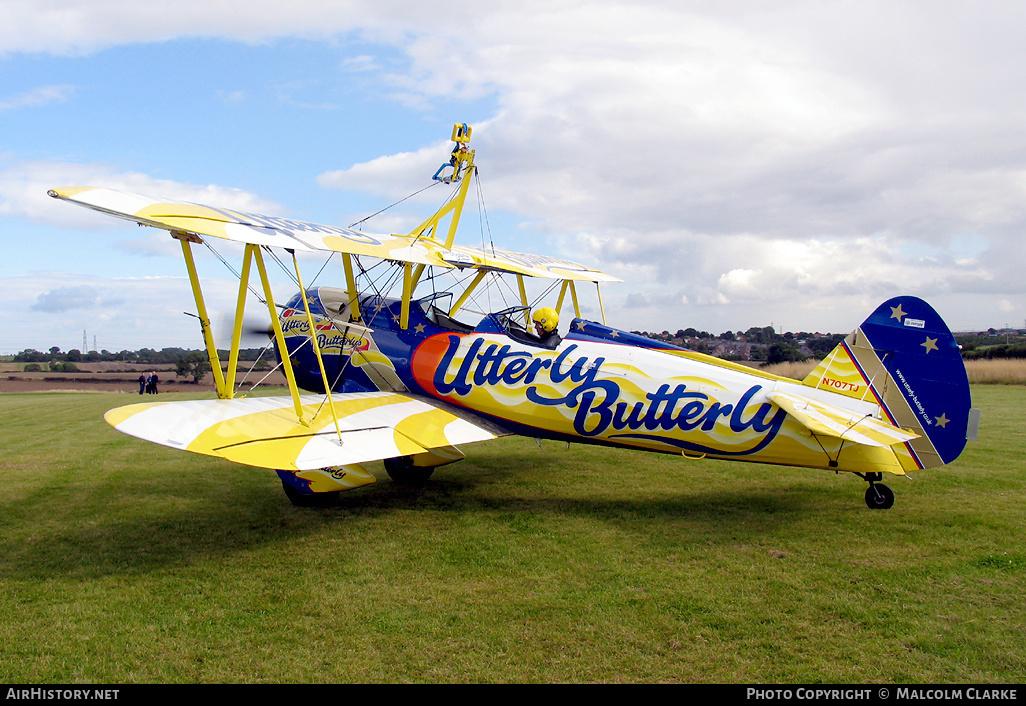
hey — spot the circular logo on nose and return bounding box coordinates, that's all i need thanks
[411,333,466,397]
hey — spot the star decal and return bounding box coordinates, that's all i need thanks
[934,413,950,428]
[890,304,906,322]
[575,321,588,332]
[414,323,426,334]
[609,330,619,338]
[921,336,938,354]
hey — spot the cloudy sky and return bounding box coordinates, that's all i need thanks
[2,0,1024,354]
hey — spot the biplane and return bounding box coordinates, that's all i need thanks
[50,124,979,509]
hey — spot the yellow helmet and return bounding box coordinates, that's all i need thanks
[532,307,559,333]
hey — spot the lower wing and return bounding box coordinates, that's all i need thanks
[105,391,510,471]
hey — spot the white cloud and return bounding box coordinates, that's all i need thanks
[30,284,100,312]
[303,2,1026,332]
[0,84,74,112]
[4,1,1026,336]
[317,142,446,198]
[0,158,283,229]
[1,270,296,354]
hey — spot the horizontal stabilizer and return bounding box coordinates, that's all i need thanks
[104,391,509,471]
[767,391,919,448]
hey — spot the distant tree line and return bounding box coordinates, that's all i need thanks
[628,326,1026,363]
[631,327,847,364]
[13,346,270,364]
[956,329,1026,359]
[13,327,1025,372]
[12,346,274,383]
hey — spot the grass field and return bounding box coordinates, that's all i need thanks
[0,386,1023,683]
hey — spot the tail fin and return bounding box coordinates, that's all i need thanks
[803,296,975,470]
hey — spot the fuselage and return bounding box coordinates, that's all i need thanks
[280,288,904,475]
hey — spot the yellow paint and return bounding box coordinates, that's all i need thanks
[178,236,228,398]
[253,246,306,424]
[517,275,530,327]
[555,280,569,314]
[297,465,376,493]
[225,244,258,399]
[138,202,236,223]
[341,253,362,322]
[449,270,487,318]
[393,408,460,449]
[49,186,96,198]
[408,445,466,468]
[569,280,580,318]
[292,251,345,443]
[401,262,413,330]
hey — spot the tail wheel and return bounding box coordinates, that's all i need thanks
[865,483,895,510]
[384,456,434,487]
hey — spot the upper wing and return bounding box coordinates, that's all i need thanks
[442,245,622,282]
[49,186,452,267]
[104,391,511,471]
[49,186,619,281]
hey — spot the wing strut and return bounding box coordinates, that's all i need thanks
[517,274,531,327]
[555,279,582,319]
[449,270,488,318]
[176,233,228,398]
[252,245,308,424]
[341,252,362,323]
[290,250,345,443]
[400,262,414,330]
[224,243,257,397]
[175,234,311,416]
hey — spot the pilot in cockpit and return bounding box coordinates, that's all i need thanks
[531,307,562,348]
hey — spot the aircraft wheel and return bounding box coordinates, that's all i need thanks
[281,480,340,508]
[384,456,434,486]
[864,483,895,510]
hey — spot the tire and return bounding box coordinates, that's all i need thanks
[281,480,340,508]
[865,483,895,510]
[383,456,434,486]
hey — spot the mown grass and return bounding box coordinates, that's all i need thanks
[0,387,1023,683]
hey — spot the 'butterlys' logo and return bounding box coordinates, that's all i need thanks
[281,315,370,352]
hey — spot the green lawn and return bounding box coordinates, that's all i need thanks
[0,387,1023,683]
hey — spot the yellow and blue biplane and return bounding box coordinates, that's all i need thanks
[50,124,979,509]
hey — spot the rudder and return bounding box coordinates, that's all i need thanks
[803,296,974,470]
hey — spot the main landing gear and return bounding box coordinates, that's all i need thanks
[383,455,434,487]
[858,472,895,510]
[280,480,341,508]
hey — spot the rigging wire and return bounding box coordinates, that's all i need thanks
[531,279,562,309]
[475,167,496,255]
[202,240,265,305]
[348,181,442,229]
[473,168,495,311]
